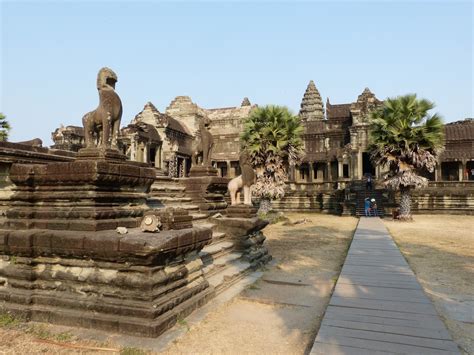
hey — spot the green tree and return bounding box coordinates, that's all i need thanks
[0,113,10,142]
[241,105,304,213]
[368,94,444,220]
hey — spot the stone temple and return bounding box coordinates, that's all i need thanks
[0,73,472,338]
[48,81,474,215]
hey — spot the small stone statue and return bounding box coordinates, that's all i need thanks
[228,151,256,205]
[191,113,214,167]
[82,67,123,149]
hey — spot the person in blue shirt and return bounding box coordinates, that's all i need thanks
[364,198,371,217]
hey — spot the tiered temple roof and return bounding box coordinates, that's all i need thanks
[299,80,324,121]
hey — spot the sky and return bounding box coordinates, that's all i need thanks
[1,0,473,145]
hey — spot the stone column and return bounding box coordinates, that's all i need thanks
[459,161,465,181]
[143,144,149,163]
[308,162,314,183]
[338,160,343,180]
[154,147,160,168]
[289,166,295,182]
[357,150,363,179]
[130,140,136,161]
[434,165,439,181]
[327,161,332,181]
[226,160,231,177]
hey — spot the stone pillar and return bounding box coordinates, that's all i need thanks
[459,161,465,181]
[434,165,439,181]
[338,160,343,180]
[143,144,149,163]
[288,166,295,182]
[357,150,363,179]
[226,160,231,177]
[130,140,137,161]
[327,162,332,181]
[308,162,314,182]
[154,147,161,168]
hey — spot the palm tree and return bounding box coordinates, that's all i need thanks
[0,113,10,142]
[241,105,304,213]
[368,94,444,220]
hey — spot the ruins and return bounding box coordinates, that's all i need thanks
[0,68,271,337]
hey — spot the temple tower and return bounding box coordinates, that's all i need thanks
[299,80,324,121]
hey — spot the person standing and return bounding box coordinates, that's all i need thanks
[370,198,378,217]
[364,197,371,217]
[366,174,373,191]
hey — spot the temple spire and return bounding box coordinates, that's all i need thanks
[299,80,324,121]
[241,97,251,106]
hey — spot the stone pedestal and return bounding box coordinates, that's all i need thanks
[180,167,228,214]
[76,147,128,162]
[226,204,258,218]
[189,165,219,177]
[0,153,214,337]
[3,156,156,231]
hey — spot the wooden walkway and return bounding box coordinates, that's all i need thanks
[310,217,460,355]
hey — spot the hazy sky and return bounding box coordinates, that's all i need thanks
[1,1,473,145]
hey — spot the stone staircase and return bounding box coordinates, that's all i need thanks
[194,220,254,295]
[148,175,254,295]
[351,180,386,217]
[148,176,208,221]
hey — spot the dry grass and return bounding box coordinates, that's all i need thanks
[384,215,474,355]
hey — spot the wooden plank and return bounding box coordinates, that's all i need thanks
[310,342,398,355]
[315,332,458,355]
[325,305,447,327]
[325,306,449,331]
[322,318,452,340]
[316,326,460,352]
[333,284,431,303]
[330,296,439,315]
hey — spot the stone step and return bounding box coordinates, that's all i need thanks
[193,222,216,230]
[212,252,242,267]
[155,196,193,203]
[191,213,208,221]
[199,240,234,258]
[212,231,226,241]
[206,259,252,292]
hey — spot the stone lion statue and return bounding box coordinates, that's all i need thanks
[228,151,256,205]
[82,67,122,149]
[191,113,214,166]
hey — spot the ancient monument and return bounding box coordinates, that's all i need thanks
[228,151,256,206]
[0,68,216,337]
[82,67,122,150]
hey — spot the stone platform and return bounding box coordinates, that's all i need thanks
[310,217,460,354]
[0,152,214,337]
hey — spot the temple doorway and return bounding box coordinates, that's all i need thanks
[467,161,474,181]
[362,152,375,176]
[441,162,460,181]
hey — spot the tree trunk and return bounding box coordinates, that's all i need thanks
[399,186,412,220]
[258,197,272,215]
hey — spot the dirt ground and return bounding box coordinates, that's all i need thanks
[163,213,357,355]
[384,215,474,355]
[0,213,358,355]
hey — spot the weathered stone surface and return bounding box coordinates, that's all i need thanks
[3,159,156,231]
